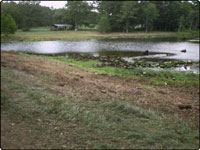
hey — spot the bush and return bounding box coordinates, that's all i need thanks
[1,14,17,36]
[97,17,111,33]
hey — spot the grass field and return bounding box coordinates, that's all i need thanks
[2,67,199,149]
[2,26,198,42]
[1,51,199,149]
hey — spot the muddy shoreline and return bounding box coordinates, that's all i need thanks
[43,53,198,74]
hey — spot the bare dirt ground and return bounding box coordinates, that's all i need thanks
[1,51,199,125]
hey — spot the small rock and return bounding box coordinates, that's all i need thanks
[181,49,186,53]
[62,145,67,148]
[93,63,103,67]
[11,123,15,126]
[54,127,58,130]
[89,91,94,94]
[58,83,65,87]
[178,104,192,110]
[74,78,79,81]
[144,50,149,55]
[101,90,106,93]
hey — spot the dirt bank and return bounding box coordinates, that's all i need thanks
[1,51,199,127]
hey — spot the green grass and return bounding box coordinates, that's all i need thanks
[1,27,98,42]
[3,26,197,42]
[19,52,199,88]
[1,66,199,149]
[2,26,199,42]
[177,30,199,40]
[17,26,51,32]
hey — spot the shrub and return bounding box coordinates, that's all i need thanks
[1,14,17,37]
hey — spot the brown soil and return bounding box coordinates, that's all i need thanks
[2,51,199,119]
[1,111,45,149]
[1,51,199,148]
[1,51,199,125]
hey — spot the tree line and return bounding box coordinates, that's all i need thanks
[96,1,199,32]
[1,1,199,35]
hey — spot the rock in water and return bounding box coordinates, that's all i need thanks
[181,49,186,53]
[144,50,149,55]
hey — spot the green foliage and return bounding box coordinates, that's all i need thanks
[97,17,111,33]
[65,1,92,30]
[97,1,199,32]
[177,30,199,40]
[97,1,123,32]
[53,8,69,24]
[141,2,158,32]
[153,1,199,31]
[1,1,199,33]
[18,2,53,31]
[1,1,53,30]
[84,11,99,26]
[120,1,138,32]
[1,14,17,36]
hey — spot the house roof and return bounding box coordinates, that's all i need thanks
[53,24,72,27]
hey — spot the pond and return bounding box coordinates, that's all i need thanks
[1,38,199,73]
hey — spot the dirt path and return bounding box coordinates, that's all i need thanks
[1,51,199,127]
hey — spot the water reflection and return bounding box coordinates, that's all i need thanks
[1,39,199,60]
[1,39,199,73]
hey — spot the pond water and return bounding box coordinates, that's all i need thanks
[1,38,199,73]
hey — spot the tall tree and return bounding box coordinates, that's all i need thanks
[53,8,68,24]
[141,2,158,32]
[65,1,92,30]
[97,1,123,32]
[163,1,182,31]
[120,1,138,32]
[16,1,53,30]
[178,1,192,31]
[189,1,199,30]
[1,2,23,29]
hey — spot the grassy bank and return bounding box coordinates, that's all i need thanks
[1,66,199,149]
[177,30,199,40]
[20,52,199,88]
[2,27,198,42]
